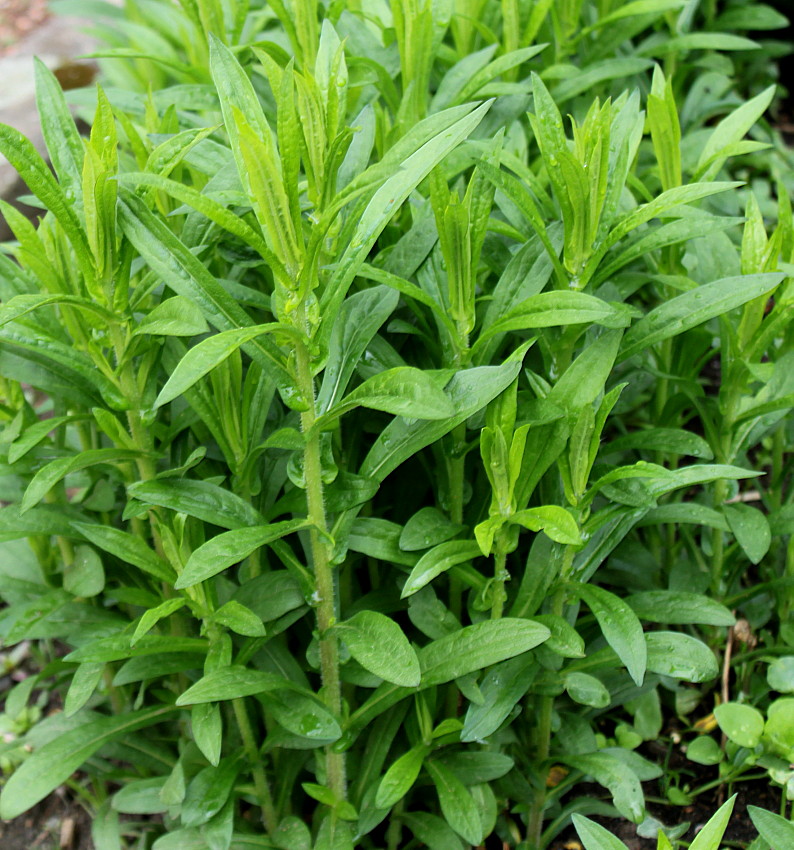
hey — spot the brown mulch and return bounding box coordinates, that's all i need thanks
[0,0,49,55]
[0,792,93,850]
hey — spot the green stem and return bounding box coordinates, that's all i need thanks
[232,697,277,833]
[295,334,347,798]
[490,537,509,619]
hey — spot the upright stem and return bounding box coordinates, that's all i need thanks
[233,697,277,833]
[294,334,347,798]
[527,544,574,848]
[490,535,509,620]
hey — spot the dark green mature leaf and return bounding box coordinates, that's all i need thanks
[569,583,646,686]
[66,634,207,663]
[419,618,549,687]
[626,592,735,626]
[335,611,420,687]
[645,633,718,681]
[724,503,771,564]
[0,706,176,819]
[127,479,263,529]
[176,520,310,588]
[401,813,466,850]
[561,751,644,822]
[402,541,482,598]
[176,667,299,705]
[425,761,483,846]
[23,450,148,514]
[72,522,175,583]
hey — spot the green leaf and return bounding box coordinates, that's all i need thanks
[328,367,455,422]
[419,618,549,687]
[620,274,784,361]
[724,503,772,564]
[645,632,718,681]
[565,671,610,708]
[0,294,116,330]
[316,286,400,414]
[401,812,466,850]
[192,703,222,766]
[471,292,621,356]
[71,522,175,583]
[375,745,427,809]
[176,520,310,588]
[748,806,794,848]
[697,86,776,173]
[531,615,585,658]
[564,751,644,822]
[714,702,764,748]
[112,778,169,814]
[767,657,794,693]
[689,795,736,850]
[0,705,175,819]
[118,192,293,395]
[569,584,646,686]
[686,735,724,766]
[400,507,465,551]
[155,324,285,408]
[425,760,483,846]
[461,656,537,742]
[132,599,187,645]
[63,545,105,597]
[133,297,209,337]
[336,611,420,687]
[7,414,87,465]
[267,690,342,743]
[127,478,263,530]
[176,667,299,705]
[22,449,147,514]
[182,760,238,828]
[65,634,207,663]
[626,592,735,626]
[401,541,482,598]
[573,814,631,850]
[361,355,526,482]
[604,428,713,460]
[211,600,265,637]
[511,506,582,545]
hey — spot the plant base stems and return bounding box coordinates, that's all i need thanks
[233,697,277,834]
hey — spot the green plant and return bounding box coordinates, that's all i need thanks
[0,1,793,848]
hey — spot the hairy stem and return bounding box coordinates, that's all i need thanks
[295,335,347,798]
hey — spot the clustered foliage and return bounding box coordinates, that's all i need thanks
[1,1,794,848]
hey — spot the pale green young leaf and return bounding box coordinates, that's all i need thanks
[154,324,286,408]
[573,814,630,850]
[724,503,771,564]
[619,273,784,361]
[696,85,776,174]
[748,806,794,847]
[689,795,736,850]
[326,367,455,422]
[714,703,764,748]
[210,600,266,637]
[563,752,644,822]
[511,506,582,545]
[64,544,105,597]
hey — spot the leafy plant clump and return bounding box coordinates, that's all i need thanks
[0,1,793,848]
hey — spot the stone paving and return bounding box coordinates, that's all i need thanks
[0,2,97,197]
